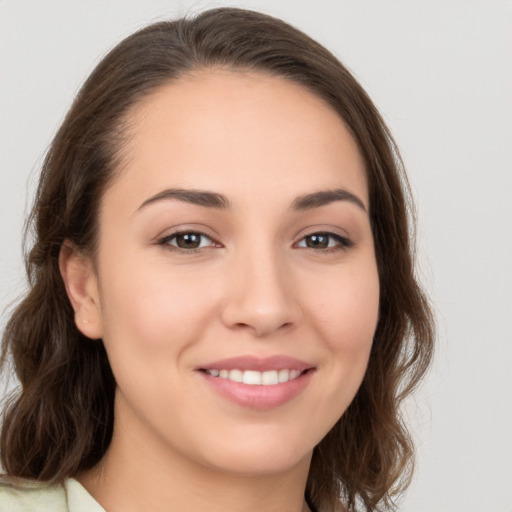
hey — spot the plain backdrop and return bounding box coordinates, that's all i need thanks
[1,1,511,511]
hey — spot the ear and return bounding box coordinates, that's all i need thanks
[59,242,103,340]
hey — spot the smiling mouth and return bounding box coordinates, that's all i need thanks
[201,368,307,385]
[197,355,315,408]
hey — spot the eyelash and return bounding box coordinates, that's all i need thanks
[156,230,353,253]
[157,230,221,252]
[295,232,354,252]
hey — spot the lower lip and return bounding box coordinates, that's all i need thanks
[198,370,314,410]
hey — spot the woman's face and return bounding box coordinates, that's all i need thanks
[78,70,379,476]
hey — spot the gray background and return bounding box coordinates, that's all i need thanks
[1,1,511,510]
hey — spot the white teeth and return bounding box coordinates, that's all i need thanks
[278,369,290,382]
[205,368,303,385]
[229,369,243,383]
[290,369,301,379]
[262,370,278,385]
[242,370,261,385]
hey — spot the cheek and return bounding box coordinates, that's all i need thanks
[313,262,380,350]
[97,256,222,364]
[307,260,379,403]
[95,260,224,426]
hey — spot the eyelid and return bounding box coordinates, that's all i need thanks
[153,225,353,252]
[293,229,354,251]
[155,226,223,251]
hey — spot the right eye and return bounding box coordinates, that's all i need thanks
[157,231,219,251]
[295,232,353,252]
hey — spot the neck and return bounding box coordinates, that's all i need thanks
[78,401,312,512]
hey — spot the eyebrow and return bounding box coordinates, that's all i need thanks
[137,188,231,211]
[291,189,367,212]
[136,187,367,213]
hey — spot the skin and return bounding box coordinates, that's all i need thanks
[60,69,380,512]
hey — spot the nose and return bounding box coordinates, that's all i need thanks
[220,247,301,337]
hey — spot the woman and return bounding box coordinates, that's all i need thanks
[0,7,434,512]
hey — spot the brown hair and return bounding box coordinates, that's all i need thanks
[1,8,434,512]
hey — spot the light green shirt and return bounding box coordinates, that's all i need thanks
[0,476,105,511]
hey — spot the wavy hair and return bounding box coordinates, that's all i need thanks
[1,8,434,511]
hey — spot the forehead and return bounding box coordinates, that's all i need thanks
[108,69,368,210]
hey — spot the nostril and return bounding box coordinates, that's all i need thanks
[220,279,301,337]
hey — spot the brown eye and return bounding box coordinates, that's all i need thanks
[304,234,330,249]
[159,231,217,250]
[175,233,203,249]
[296,232,353,250]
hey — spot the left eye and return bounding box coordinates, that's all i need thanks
[159,232,216,250]
[296,232,350,250]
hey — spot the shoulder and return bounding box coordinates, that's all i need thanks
[0,475,68,511]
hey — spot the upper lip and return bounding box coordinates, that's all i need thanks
[198,355,314,372]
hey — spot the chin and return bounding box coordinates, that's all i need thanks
[206,448,311,477]
[189,425,316,477]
